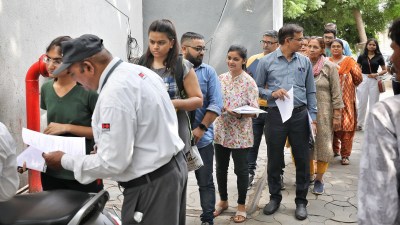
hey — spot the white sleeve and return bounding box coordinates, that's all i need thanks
[0,126,19,202]
[62,104,136,184]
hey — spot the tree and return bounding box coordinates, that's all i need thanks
[284,0,400,51]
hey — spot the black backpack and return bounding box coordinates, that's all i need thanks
[137,55,196,126]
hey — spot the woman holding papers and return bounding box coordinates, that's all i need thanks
[329,39,362,165]
[213,45,258,223]
[39,36,102,192]
[308,37,344,194]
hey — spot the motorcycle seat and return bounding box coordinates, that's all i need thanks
[0,189,92,225]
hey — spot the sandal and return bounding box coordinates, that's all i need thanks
[213,203,228,217]
[233,210,247,223]
[341,157,350,165]
[356,126,363,131]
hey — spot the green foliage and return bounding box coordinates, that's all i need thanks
[283,0,400,50]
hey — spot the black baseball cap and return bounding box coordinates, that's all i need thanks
[53,34,104,75]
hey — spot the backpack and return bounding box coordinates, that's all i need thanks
[137,54,196,126]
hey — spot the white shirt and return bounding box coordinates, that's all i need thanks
[0,122,19,201]
[62,58,184,184]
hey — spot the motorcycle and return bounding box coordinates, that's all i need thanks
[0,189,121,225]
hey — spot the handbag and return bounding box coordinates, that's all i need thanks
[184,113,204,171]
[367,57,385,93]
[378,79,386,93]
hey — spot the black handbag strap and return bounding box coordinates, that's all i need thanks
[100,59,123,91]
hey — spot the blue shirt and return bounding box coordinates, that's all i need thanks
[193,63,223,148]
[255,48,317,120]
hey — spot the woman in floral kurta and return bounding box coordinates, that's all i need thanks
[308,37,344,195]
[329,39,362,165]
[213,45,259,223]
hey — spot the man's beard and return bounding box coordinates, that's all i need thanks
[186,53,203,68]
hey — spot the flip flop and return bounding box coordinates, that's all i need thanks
[213,205,228,217]
[233,210,247,223]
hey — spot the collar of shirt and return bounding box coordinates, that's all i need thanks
[276,48,299,61]
[97,57,121,94]
[194,63,206,72]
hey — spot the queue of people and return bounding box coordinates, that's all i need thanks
[1,17,399,225]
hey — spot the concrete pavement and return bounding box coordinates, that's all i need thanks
[104,84,394,224]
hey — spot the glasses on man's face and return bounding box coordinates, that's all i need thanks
[44,56,62,65]
[260,40,277,46]
[323,36,334,40]
[185,46,207,53]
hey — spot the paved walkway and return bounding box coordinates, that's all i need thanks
[104,84,394,224]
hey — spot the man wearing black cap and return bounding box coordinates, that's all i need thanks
[43,34,188,225]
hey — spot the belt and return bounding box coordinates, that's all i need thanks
[118,151,183,189]
[269,105,307,113]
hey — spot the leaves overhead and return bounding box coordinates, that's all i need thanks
[283,0,400,49]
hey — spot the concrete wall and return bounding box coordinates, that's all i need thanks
[142,0,283,74]
[0,0,143,186]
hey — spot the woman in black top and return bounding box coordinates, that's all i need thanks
[356,38,387,131]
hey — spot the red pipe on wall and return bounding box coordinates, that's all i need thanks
[25,54,48,193]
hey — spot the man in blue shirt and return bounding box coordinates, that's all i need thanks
[181,32,223,225]
[256,23,317,220]
[323,25,352,57]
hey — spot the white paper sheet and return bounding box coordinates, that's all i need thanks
[275,86,294,123]
[232,105,267,114]
[22,128,86,155]
[17,146,47,172]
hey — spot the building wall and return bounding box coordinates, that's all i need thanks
[0,0,143,186]
[142,0,283,74]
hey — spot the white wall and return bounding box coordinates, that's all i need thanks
[0,0,143,185]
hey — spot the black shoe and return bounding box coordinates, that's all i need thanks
[248,174,255,190]
[201,222,211,225]
[295,204,308,220]
[280,175,285,190]
[263,200,280,215]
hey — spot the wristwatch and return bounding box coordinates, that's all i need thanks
[198,123,208,132]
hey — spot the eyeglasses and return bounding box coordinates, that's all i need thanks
[44,56,62,65]
[185,46,207,52]
[260,40,277,45]
[323,36,334,40]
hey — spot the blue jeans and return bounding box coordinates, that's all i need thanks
[195,142,216,224]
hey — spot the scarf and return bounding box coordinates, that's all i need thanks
[312,55,325,77]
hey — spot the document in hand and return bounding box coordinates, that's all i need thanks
[232,105,266,114]
[17,128,86,171]
[308,111,316,143]
[275,86,294,123]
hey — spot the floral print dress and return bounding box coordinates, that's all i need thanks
[214,71,259,149]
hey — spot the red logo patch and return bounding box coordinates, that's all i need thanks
[138,73,145,78]
[102,123,110,131]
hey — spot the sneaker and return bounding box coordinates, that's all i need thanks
[280,175,285,190]
[248,174,255,190]
[312,180,324,195]
[341,157,350,165]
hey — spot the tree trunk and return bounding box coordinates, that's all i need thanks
[353,8,367,44]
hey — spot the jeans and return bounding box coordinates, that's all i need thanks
[195,142,216,224]
[266,106,310,205]
[215,144,249,205]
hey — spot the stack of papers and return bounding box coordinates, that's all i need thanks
[232,105,266,114]
[17,128,86,172]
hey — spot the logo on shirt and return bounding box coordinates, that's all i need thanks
[298,67,305,72]
[138,73,145,78]
[102,123,110,131]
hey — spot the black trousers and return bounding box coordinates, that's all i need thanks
[266,106,310,205]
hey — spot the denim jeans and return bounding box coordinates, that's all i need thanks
[195,142,216,224]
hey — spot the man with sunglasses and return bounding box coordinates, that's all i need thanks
[181,32,223,225]
[246,30,283,190]
[256,24,317,220]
